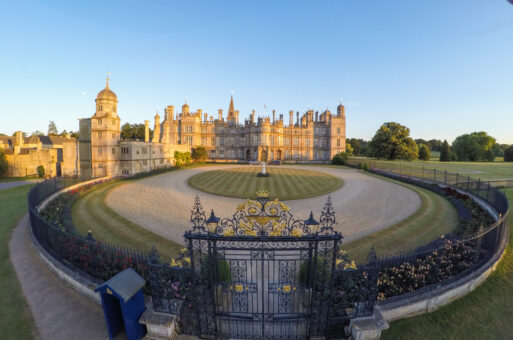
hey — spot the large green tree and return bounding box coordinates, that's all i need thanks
[367,122,418,160]
[418,144,430,161]
[451,132,497,162]
[504,145,513,162]
[439,140,452,162]
[121,123,152,140]
[0,149,8,176]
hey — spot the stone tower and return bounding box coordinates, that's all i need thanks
[90,76,121,177]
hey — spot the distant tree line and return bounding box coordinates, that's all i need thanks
[338,122,512,163]
[121,123,153,140]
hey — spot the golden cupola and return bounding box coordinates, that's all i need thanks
[96,76,118,102]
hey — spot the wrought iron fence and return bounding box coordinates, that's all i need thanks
[342,159,510,304]
[26,161,510,339]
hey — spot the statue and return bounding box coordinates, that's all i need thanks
[262,162,266,175]
[257,161,270,177]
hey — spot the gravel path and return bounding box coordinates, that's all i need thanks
[9,214,108,340]
[106,165,421,244]
[0,180,37,190]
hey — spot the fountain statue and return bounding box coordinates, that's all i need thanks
[257,161,270,177]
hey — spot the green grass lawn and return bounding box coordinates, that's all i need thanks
[344,172,458,263]
[0,185,38,340]
[350,156,513,181]
[72,180,183,261]
[187,167,343,200]
[381,188,513,340]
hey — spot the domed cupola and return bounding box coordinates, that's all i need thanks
[96,76,118,102]
[182,100,190,114]
[337,99,345,118]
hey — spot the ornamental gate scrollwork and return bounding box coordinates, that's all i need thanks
[168,192,378,339]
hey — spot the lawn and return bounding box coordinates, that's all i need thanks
[343,172,458,263]
[72,180,183,261]
[0,185,38,340]
[187,167,343,200]
[0,176,38,182]
[350,157,513,181]
[381,188,513,340]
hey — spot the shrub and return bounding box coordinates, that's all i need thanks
[332,152,349,165]
[299,257,330,285]
[36,165,45,178]
[201,254,231,284]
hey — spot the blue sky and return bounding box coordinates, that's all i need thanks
[1,0,512,143]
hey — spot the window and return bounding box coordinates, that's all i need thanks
[294,138,299,146]
[112,148,115,154]
[98,147,102,155]
[337,127,340,134]
[306,138,310,147]
[98,119,102,126]
[143,160,148,165]
[337,139,340,147]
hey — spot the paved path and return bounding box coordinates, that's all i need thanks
[0,180,37,190]
[9,214,108,340]
[106,165,421,244]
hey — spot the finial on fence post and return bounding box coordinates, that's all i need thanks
[86,230,95,242]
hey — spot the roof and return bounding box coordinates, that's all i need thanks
[94,268,146,303]
[24,135,40,144]
[0,136,14,146]
[39,135,76,146]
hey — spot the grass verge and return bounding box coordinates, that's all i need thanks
[381,188,513,340]
[344,172,459,263]
[0,185,38,340]
[72,180,183,261]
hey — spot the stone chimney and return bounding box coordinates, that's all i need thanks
[251,110,256,124]
[144,121,150,142]
[296,111,300,126]
[15,131,23,147]
[165,106,174,121]
[289,111,294,127]
[152,113,160,143]
[218,109,223,121]
[235,110,239,124]
[204,113,208,123]
[279,114,283,122]
[272,110,276,124]
[315,111,319,122]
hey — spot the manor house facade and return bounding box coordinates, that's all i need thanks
[79,79,347,178]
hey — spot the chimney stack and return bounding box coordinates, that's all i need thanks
[218,109,223,121]
[251,110,256,124]
[296,111,300,126]
[144,121,150,142]
[204,113,208,123]
[272,110,276,124]
[289,111,294,127]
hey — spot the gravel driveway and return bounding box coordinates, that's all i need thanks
[106,165,421,244]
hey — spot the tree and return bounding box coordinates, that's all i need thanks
[452,132,497,162]
[0,149,8,177]
[367,122,419,161]
[48,121,58,136]
[345,143,354,155]
[427,139,443,152]
[418,144,430,161]
[504,145,513,162]
[440,140,452,162]
[191,146,208,162]
[32,130,44,136]
[121,123,152,140]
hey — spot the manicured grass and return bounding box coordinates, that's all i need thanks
[72,181,183,261]
[187,167,343,200]
[344,172,458,263]
[381,188,513,340]
[350,156,513,180]
[0,185,38,340]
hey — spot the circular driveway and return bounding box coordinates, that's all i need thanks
[106,165,421,245]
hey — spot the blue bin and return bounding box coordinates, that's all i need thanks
[95,268,147,340]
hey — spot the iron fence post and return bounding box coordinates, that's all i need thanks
[433,168,437,184]
[444,170,447,184]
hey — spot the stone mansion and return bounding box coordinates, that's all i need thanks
[78,79,347,177]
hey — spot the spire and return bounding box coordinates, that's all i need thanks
[106,72,110,89]
[228,95,235,117]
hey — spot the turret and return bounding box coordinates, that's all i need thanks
[152,112,160,143]
[218,109,223,121]
[144,121,150,142]
[337,100,345,118]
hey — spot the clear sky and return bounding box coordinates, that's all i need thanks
[1,0,512,143]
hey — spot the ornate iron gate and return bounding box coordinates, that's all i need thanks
[184,192,343,339]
